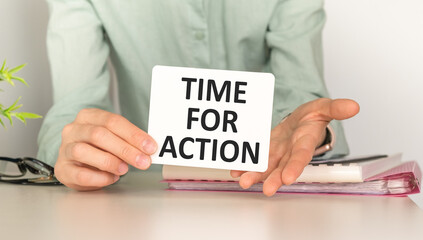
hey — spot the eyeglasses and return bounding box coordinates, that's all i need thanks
[0,157,62,185]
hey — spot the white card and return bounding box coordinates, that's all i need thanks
[148,65,275,172]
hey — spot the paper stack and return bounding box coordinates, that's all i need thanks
[162,154,421,196]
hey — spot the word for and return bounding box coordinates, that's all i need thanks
[187,108,238,132]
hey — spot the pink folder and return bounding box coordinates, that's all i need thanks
[163,161,421,196]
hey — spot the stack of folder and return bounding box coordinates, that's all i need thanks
[162,154,421,196]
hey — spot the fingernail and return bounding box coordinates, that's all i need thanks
[282,172,296,185]
[142,139,157,154]
[136,155,151,169]
[118,163,129,174]
[239,180,251,189]
[113,175,120,182]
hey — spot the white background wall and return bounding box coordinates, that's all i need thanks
[0,0,422,206]
[0,0,50,157]
[325,0,423,206]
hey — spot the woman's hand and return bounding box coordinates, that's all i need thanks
[230,98,360,196]
[54,108,157,191]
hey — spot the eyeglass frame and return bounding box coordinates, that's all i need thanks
[0,157,62,185]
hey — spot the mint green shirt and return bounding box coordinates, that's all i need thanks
[38,0,349,166]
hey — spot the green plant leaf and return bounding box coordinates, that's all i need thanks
[8,63,26,74]
[12,113,27,125]
[12,112,42,126]
[9,104,23,112]
[4,112,13,126]
[0,60,6,72]
[11,76,28,86]
[3,73,15,86]
[4,97,22,113]
[0,117,5,128]
[17,112,43,119]
[0,60,42,129]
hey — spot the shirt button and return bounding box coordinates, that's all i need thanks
[195,31,205,40]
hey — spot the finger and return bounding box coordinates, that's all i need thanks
[62,163,119,189]
[281,134,318,185]
[236,136,291,188]
[262,167,284,197]
[262,152,291,196]
[326,98,360,120]
[239,172,263,189]
[237,152,282,189]
[230,141,284,179]
[288,98,360,126]
[312,98,360,121]
[70,124,151,170]
[230,170,245,178]
[65,142,129,176]
[75,109,157,155]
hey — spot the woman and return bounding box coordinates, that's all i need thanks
[38,0,359,195]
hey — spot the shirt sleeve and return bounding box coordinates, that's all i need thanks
[37,0,113,166]
[266,0,349,158]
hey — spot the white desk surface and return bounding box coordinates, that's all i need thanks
[1,169,422,240]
